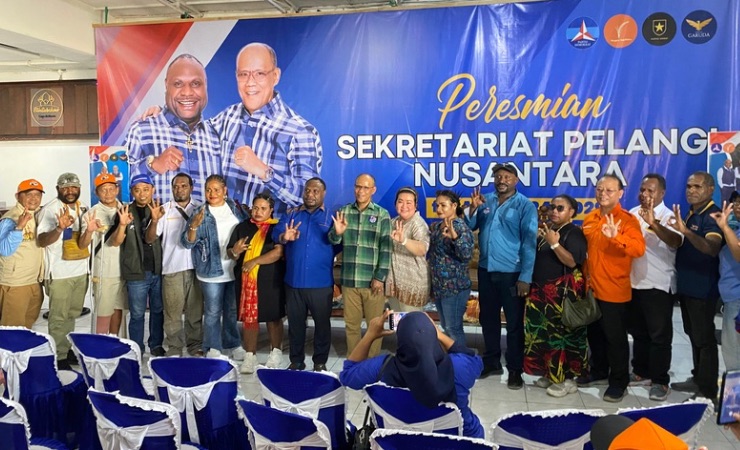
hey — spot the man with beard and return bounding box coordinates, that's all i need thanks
[465,163,538,389]
[78,173,126,335]
[145,173,204,356]
[126,53,221,204]
[37,173,90,369]
[0,179,45,328]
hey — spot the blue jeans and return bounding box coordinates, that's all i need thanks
[477,269,524,371]
[436,290,470,345]
[127,271,164,352]
[200,280,240,351]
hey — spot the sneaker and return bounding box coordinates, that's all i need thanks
[206,349,222,358]
[313,363,327,372]
[603,386,626,403]
[66,349,79,365]
[57,359,72,371]
[150,347,166,357]
[266,348,283,368]
[288,362,306,370]
[547,379,578,398]
[479,365,504,379]
[240,352,257,374]
[649,384,670,401]
[534,377,553,389]
[628,373,651,386]
[230,347,247,361]
[671,377,699,393]
[575,374,609,387]
[507,371,524,390]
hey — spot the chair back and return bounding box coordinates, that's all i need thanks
[363,382,463,436]
[256,367,348,449]
[616,397,713,449]
[68,333,152,399]
[237,398,332,449]
[0,396,32,450]
[369,428,497,450]
[491,409,606,450]
[87,388,180,450]
[0,327,63,400]
[148,357,245,448]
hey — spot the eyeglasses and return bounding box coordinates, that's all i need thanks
[354,185,373,191]
[236,68,275,82]
[551,205,566,212]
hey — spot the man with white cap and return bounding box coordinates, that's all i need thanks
[0,179,45,328]
[37,172,90,370]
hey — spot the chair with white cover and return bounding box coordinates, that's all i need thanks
[0,326,87,447]
[237,398,332,449]
[67,332,154,399]
[87,388,206,450]
[363,382,463,436]
[0,396,69,450]
[148,357,247,449]
[256,366,352,449]
[490,409,607,450]
[616,397,713,449]
[369,428,497,450]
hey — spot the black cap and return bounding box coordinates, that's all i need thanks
[492,163,518,176]
[590,415,635,450]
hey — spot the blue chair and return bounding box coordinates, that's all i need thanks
[256,367,352,449]
[369,428,497,450]
[0,396,69,450]
[617,397,713,449]
[490,409,606,450]
[237,398,332,449]
[87,388,205,450]
[363,382,463,435]
[0,326,87,447]
[67,332,154,399]
[149,356,247,448]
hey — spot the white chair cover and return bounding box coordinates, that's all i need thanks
[369,428,496,450]
[0,397,32,444]
[80,346,139,391]
[491,409,606,450]
[0,342,54,401]
[152,367,237,444]
[237,400,332,449]
[616,398,713,449]
[261,383,345,419]
[367,398,462,434]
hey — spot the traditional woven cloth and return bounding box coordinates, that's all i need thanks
[239,218,278,329]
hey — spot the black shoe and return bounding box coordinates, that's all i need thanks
[671,377,699,393]
[150,347,166,357]
[80,307,91,317]
[313,363,327,372]
[575,374,609,387]
[603,386,626,402]
[66,349,78,365]
[479,365,504,379]
[57,359,72,371]
[507,371,524,390]
[288,362,306,370]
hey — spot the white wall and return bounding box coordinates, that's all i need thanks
[0,139,96,209]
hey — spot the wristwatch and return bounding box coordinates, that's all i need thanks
[262,166,274,183]
[146,155,156,170]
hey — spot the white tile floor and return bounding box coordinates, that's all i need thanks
[41,300,740,449]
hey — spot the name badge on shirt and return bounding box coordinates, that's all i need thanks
[62,227,74,240]
[369,215,377,224]
[690,224,699,231]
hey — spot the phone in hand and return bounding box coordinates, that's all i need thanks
[718,370,740,425]
[388,312,408,331]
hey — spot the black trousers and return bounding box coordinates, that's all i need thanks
[679,294,719,399]
[477,269,524,371]
[587,300,630,390]
[286,286,334,365]
[629,288,674,386]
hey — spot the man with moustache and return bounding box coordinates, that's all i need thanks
[78,173,127,335]
[628,174,682,401]
[274,177,339,371]
[145,173,204,356]
[37,173,90,369]
[110,174,165,357]
[0,179,45,328]
[126,53,221,204]
[579,174,645,403]
[669,171,724,404]
[465,163,538,390]
[212,42,322,216]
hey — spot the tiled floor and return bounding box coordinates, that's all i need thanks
[40,298,740,449]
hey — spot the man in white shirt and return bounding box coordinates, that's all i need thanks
[628,174,683,401]
[37,173,90,370]
[79,173,127,335]
[145,173,204,356]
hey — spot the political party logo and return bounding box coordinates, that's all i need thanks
[642,12,676,46]
[682,10,716,44]
[566,17,599,49]
[604,14,638,49]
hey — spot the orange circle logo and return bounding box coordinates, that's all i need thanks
[604,14,638,48]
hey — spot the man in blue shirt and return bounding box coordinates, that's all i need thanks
[274,177,339,371]
[465,163,538,389]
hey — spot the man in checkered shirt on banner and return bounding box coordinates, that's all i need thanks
[126,53,221,204]
[211,42,322,217]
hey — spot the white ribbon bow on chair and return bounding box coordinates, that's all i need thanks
[0,343,53,401]
[262,384,345,420]
[95,412,174,450]
[164,378,223,444]
[82,352,134,390]
[249,422,331,449]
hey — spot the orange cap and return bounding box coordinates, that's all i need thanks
[95,173,117,188]
[610,418,688,450]
[17,179,45,194]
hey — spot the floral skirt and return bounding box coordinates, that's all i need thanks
[523,270,588,383]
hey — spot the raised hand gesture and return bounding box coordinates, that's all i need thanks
[390,220,405,243]
[332,210,348,236]
[148,199,165,222]
[709,201,733,230]
[470,186,486,212]
[85,210,102,233]
[15,210,32,230]
[232,236,250,257]
[638,196,656,226]
[283,219,302,242]
[601,213,621,239]
[118,205,133,227]
[669,204,687,234]
[442,217,458,240]
[542,222,560,246]
[190,208,205,230]
[150,146,184,174]
[56,205,74,230]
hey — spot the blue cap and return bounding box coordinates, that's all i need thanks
[130,174,154,189]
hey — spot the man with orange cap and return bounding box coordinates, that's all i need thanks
[0,179,45,328]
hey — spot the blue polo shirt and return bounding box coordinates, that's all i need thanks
[675,201,723,300]
[719,226,740,302]
[273,205,339,289]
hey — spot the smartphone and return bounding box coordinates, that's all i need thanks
[717,370,740,425]
[388,312,408,331]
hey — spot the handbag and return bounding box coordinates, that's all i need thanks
[62,205,90,261]
[562,285,601,329]
[352,355,393,450]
